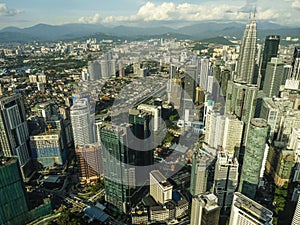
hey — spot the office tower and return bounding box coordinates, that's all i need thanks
[0,94,31,177]
[235,17,257,84]
[291,47,300,80]
[260,35,280,89]
[292,195,300,225]
[185,65,197,103]
[213,151,239,211]
[266,141,295,187]
[30,129,65,167]
[260,98,279,140]
[190,193,220,225]
[70,98,94,147]
[263,58,284,97]
[150,170,173,204]
[75,145,102,183]
[88,60,101,80]
[198,57,210,90]
[229,192,272,225]
[170,75,182,109]
[282,65,292,84]
[190,151,208,196]
[129,109,154,168]
[204,111,225,149]
[0,157,29,224]
[239,118,269,199]
[100,122,135,213]
[137,104,161,132]
[225,81,258,145]
[167,64,176,104]
[222,115,244,156]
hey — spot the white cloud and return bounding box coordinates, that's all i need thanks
[0,3,23,16]
[285,0,300,9]
[78,1,297,25]
[78,13,102,24]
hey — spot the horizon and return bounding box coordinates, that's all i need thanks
[0,0,300,29]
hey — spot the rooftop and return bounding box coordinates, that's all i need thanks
[234,192,273,223]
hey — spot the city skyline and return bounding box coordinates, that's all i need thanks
[0,0,300,29]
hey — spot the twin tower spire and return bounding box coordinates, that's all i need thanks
[235,9,257,84]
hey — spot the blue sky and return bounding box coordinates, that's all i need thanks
[0,0,299,28]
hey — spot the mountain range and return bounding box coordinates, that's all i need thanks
[0,21,299,43]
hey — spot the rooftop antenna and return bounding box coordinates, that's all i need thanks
[253,6,257,19]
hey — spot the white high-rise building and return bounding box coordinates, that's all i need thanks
[70,98,94,147]
[222,114,244,156]
[204,111,225,149]
[150,170,173,204]
[229,192,273,225]
[190,151,209,196]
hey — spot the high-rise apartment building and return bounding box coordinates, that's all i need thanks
[263,57,284,97]
[190,151,209,196]
[204,111,225,149]
[235,17,257,84]
[0,157,29,224]
[0,94,31,177]
[30,129,66,167]
[149,170,173,204]
[213,151,239,211]
[190,193,220,225]
[260,35,280,89]
[239,118,269,199]
[75,145,102,183]
[70,98,94,147]
[229,192,272,225]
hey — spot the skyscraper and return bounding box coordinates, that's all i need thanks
[149,170,173,204]
[291,47,300,80]
[129,108,154,168]
[213,151,239,212]
[222,114,244,156]
[225,81,258,145]
[235,17,257,84]
[190,151,209,196]
[239,118,269,199]
[229,192,273,225]
[75,145,102,183]
[263,57,284,97]
[0,157,29,224]
[100,122,134,213]
[0,94,31,177]
[184,65,197,103]
[260,35,280,89]
[70,98,94,147]
[190,193,220,225]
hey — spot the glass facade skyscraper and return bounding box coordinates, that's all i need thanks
[260,35,280,89]
[239,118,269,199]
[0,157,28,224]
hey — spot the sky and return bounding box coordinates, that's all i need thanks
[0,0,299,28]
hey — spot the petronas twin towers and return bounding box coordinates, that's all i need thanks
[235,15,257,84]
